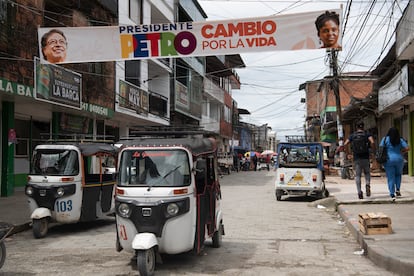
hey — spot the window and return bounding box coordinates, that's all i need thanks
[126,60,141,86]
[119,149,190,187]
[129,0,141,24]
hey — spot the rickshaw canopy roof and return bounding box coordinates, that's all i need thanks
[35,142,118,156]
[76,143,119,156]
[118,136,217,156]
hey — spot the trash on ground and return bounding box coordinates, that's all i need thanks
[353,249,364,255]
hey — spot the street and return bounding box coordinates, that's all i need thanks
[1,170,396,275]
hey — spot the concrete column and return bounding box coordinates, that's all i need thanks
[1,101,15,196]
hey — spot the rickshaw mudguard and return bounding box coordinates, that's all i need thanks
[215,209,223,231]
[30,207,52,219]
[132,232,158,250]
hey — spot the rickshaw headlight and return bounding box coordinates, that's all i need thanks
[25,186,34,196]
[56,187,65,197]
[166,203,179,217]
[118,203,131,218]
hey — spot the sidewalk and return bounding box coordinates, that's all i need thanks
[324,173,414,276]
[1,175,414,275]
[0,187,31,234]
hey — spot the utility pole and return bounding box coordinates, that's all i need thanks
[330,49,345,165]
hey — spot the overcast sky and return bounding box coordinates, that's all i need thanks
[198,0,409,141]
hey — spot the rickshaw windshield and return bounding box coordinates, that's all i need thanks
[31,149,79,176]
[119,149,191,187]
[278,145,321,168]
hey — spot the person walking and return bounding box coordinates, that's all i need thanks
[343,122,375,199]
[380,127,410,201]
[252,154,258,171]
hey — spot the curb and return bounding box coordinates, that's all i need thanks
[337,204,414,276]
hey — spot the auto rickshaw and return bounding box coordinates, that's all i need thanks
[274,142,329,201]
[25,141,118,238]
[115,131,224,276]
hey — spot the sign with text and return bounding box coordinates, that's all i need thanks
[38,9,342,64]
[34,58,82,109]
[119,79,149,114]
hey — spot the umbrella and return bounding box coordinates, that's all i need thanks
[244,151,260,157]
[261,150,275,156]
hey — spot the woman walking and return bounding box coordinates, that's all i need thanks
[380,127,410,201]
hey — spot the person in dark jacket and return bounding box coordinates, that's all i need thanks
[343,122,375,199]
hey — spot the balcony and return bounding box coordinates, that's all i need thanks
[204,77,224,103]
[201,116,220,133]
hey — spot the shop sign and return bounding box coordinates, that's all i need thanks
[0,78,33,98]
[34,58,82,110]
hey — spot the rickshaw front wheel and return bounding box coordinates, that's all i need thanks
[32,218,48,239]
[137,248,155,276]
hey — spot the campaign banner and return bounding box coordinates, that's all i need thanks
[34,58,82,109]
[38,9,341,64]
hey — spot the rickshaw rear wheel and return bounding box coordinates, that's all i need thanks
[0,241,6,269]
[137,248,155,276]
[212,221,223,248]
[32,218,48,239]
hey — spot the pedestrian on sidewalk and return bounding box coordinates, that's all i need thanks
[380,127,410,201]
[343,121,375,199]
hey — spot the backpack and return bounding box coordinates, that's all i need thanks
[351,131,369,154]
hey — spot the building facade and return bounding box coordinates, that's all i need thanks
[0,0,244,196]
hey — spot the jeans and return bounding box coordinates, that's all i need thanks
[354,158,370,194]
[384,160,404,196]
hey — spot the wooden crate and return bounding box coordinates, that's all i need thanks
[358,212,392,235]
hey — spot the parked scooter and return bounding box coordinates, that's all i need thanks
[25,141,118,238]
[115,131,224,276]
[0,222,13,269]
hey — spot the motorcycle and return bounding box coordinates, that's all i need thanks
[115,132,224,276]
[25,142,118,238]
[0,222,13,269]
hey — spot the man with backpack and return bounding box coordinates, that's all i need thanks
[343,121,375,199]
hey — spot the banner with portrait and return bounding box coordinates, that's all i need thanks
[38,9,342,64]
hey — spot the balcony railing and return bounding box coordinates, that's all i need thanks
[203,77,224,103]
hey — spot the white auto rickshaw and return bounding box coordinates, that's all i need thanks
[115,132,224,276]
[25,142,118,238]
[274,142,329,201]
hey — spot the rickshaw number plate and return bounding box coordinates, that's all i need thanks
[142,208,152,217]
[292,172,303,181]
[39,190,47,196]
